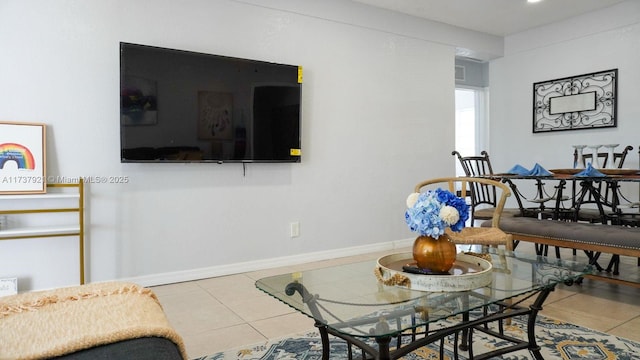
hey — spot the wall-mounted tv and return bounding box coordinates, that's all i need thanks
[120,42,302,163]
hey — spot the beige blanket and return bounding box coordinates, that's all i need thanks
[0,282,188,360]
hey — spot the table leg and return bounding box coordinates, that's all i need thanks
[459,295,471,351]
[314,322,331,360]
[287,282,334,359]
[288,282,390,359]
[527,286,553,359]
[376,337,392,360]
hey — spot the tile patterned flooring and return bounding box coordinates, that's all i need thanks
[152,244,640,359]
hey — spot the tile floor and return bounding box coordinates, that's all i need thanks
[152,244,640,359]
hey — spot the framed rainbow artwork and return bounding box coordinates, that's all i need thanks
[0,121,46,194]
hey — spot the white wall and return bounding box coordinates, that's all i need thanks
[489,1,640,173]
[0,0,502,291]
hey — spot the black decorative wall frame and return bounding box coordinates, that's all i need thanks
[532,69,617,133]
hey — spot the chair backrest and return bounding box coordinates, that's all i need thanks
[574,145,633,168]
[574,145,634,222]
[452,150,494,176]
[452,151,498,222]
[614,145,634,168]
[413,177,511,228]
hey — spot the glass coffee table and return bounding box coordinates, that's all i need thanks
[255,250,592,360]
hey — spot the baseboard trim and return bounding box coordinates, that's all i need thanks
[122,238,414,287]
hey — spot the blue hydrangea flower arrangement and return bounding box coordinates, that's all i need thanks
[405,189,470,238]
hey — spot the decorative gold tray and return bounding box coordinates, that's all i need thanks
[376,252,493,292]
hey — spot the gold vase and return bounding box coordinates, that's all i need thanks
[412,234,457,273]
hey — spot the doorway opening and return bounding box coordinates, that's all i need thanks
[454,87,488,176]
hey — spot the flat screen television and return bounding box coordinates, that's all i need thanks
[120,42,302,163]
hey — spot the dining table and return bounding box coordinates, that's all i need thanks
[486,167,640,223]
[481,167,640,274]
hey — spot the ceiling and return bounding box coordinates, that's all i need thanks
[351,0,627,36]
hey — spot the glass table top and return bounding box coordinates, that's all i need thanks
[255,251,592,338]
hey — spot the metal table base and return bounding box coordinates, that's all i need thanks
[287,282,559,360]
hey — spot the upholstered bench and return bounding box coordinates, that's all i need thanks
[482,216,640,287]
[0,282,188,359]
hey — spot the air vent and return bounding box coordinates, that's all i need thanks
[455,65,465,81]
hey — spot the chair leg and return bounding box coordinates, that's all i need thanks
[535,244,547,256]
[584,251,604,272]
[496,241,513,326]
[606,255,620,275]
[506,234,514,252]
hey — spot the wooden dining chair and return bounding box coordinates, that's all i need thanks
[413,177,514,252]
[413,177,515,327]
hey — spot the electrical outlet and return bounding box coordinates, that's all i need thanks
[0,278,18,296]
[290,222,300,238]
